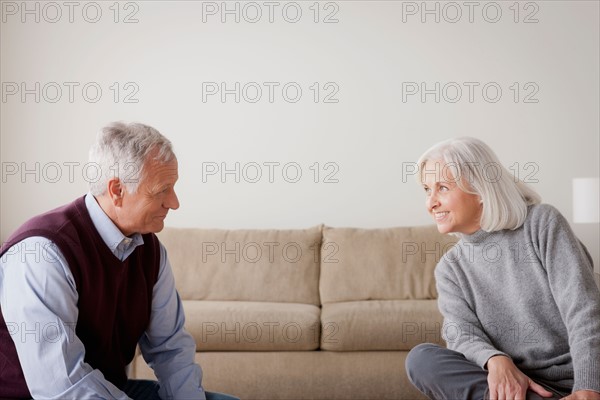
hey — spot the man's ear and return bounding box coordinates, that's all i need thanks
[107,178,124,206]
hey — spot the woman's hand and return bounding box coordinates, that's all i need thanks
[561,390,600,400]
[486,355,554,400]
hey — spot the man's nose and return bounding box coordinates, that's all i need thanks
[166,190,180,210]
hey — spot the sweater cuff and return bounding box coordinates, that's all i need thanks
[573,358,600,393]
[476,350,510,371]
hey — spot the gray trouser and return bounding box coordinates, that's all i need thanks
[405,343,571,400]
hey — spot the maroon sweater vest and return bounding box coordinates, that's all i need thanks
[0,196,161,398]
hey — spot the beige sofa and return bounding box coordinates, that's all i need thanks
[130,225,457,399]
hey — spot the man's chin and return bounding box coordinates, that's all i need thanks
[152,221,165,233]
[141,221,165,234]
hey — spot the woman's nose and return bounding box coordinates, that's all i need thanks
[427,192,440,211]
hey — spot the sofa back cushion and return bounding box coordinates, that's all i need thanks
[319,225,457,303]
[157,226,322,305]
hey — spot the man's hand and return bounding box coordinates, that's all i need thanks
[561,390,600,400]
[486,355,554,400]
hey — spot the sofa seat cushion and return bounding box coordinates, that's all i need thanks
[320,300,445,351]
[183,300,321,351]
[320,225,457,303]
[158,226,322,305]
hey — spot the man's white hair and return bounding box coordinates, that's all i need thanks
[88,122,175,196]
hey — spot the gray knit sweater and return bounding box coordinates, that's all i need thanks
[435,203,600,392]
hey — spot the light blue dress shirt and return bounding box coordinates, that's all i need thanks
[0,193,205,399]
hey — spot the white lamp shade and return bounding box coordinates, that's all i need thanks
[573,177,600,223]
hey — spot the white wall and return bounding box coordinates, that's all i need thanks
[1,1,598,270]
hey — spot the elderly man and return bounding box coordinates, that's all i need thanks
[0,123,238,400]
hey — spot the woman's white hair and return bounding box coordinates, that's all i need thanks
[88,122,175,196]
[416,137,541,232]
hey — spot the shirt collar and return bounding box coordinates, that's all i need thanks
[85,192,144,261]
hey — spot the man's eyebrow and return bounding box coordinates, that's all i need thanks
[152,183,170,192]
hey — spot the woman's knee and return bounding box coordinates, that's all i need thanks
[405,343,444,382]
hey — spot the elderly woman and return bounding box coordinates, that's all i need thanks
[405,137,600,400]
